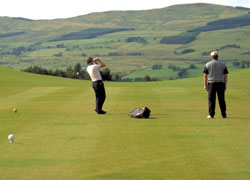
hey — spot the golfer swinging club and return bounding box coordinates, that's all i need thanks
[203,51,228,119]
[86,57,107,114]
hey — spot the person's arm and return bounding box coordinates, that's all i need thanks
[204,73,208,91]
[94,58,105,68]
[223,67,228,91]
[224,74,227,91]
[203,65,208,91]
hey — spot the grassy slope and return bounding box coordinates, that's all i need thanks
[0,66,250,180]
[0,3,250,77]
[1,4,246,32]
[0,3,247,44]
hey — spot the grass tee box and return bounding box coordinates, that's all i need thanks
[0,66,250,180]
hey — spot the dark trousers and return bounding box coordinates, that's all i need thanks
[208,82,227,117]
[92,80,106,112]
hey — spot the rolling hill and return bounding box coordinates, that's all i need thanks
[0,3,250,80]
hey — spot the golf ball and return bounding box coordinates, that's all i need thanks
[13,108,17,113]
[8,134,15,143]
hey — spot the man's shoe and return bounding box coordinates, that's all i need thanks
[95,109,107,114]
[223,115,227,118]
[207,115,214,119]
[99,110,107,114]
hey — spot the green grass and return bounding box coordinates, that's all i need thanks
[1,66,250,179]
[122,66,179,80]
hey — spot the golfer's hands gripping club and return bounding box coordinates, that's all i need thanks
[94,58,106,68]
[93,58,99,64]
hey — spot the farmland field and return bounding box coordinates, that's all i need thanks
[1,66,250,180]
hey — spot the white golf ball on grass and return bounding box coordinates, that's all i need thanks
[8,134,15,143]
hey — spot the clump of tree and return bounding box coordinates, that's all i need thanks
[232,61,250,68]
[189,64,197,69]
[81,53,88,57]
[112,73,122,81]
[23,63,88,79]
[177,69,187,78]
[127,52,143,56]
[201,44,241,56]
[23,63,117,81]
[12,49,22,56]
[168,64,197,78]
[9,44,45,56]
[201,52,210,56]
[54,52,62,57]
[220,44,240,50]
[100,68,112,81]
[152,65,162,70]
[107,52,143,57]
[125,37,147,44]
[23,66,54,76]
[168,65,181,71]
[242,52,250,56]
[56,43,66,48]
[233,61,241,68]
[122,75,159,82]
[174,49,195,55]
[108,52,121,56]
[12,46,35,56]
[160,32,199,44]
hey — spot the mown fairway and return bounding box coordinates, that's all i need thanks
[0,66,250,180]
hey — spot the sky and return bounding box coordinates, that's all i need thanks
[1,0,250,20]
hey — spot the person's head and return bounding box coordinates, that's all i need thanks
[210,51,218,60]
[86,56,93,65]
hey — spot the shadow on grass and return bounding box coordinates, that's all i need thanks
[105,113,161,119]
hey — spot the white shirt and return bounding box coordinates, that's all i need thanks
[87,64,102,81]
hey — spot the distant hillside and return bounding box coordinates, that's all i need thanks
[160,13,250,44]
[0,3,248,38]
[189,14,250,32]
[0,3,250,80]
[70,3,247,30]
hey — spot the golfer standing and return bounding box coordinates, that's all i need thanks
[203,51,228,119]
[87,57,107,114]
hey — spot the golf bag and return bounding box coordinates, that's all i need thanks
[129,107,151,118]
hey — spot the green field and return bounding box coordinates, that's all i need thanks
[1,66,250,180]
[122,63,243,81]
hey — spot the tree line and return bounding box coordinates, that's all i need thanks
[22,63,119,81]
[22,63,162,82]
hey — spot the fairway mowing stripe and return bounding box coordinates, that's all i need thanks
[0,87,63,110]
[154,87,188,92]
